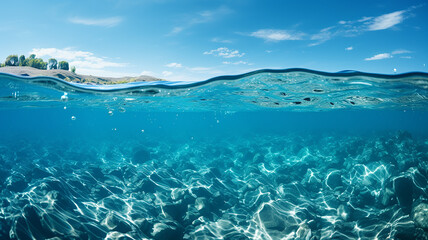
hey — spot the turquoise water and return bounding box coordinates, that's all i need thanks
[1,69,428,239]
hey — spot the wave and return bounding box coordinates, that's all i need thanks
[1,68,428,110]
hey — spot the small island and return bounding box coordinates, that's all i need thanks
[0,54,164,85]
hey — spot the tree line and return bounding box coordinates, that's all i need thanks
[0,54,75,72]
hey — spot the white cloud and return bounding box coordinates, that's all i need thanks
[358,16,374,22]
[250,29,304,41]
[30,47,126,71]
[162,71,173,77]
[392,49,411,55]
[368,10,405,31]
[69,17,122,27]
[346,46,353,51]
[204,47,245,58]
[165,62,183,68]
[365,53,393,61]
[140,70,155,76]
[309,7,415,46]
[187,67,212,71]
[222,61,249,65]
[310,27,334,46]
[365,49,413,61]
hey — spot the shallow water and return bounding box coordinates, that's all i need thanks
[1,69,428,239]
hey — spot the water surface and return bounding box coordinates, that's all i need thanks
[1,69,428,239]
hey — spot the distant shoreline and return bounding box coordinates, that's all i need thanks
[0,66,165,85]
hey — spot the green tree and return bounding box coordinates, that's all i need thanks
[58,61,69,70]
[5,55,19,66]
[27,58,47,70]
[71,66,76,73]
[28,54,36,60]
[48,58,58,70]
[19,55,26,66]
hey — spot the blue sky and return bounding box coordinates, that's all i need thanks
[0,0,427,81]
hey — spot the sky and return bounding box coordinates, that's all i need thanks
[0,0,427,81]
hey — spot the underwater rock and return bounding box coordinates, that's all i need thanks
[163,201,188,222]
[18,205,56,239]
[301,169,322,192]
[133,148,151,164]
[393,217,416,240]
[92,185,111,200]
[134,218,153,237]
[296,222,312,239]
[171,188,185,201]
[190,186,212,198]
[135,178,157,193]
[5,174,27,192]
[151,222,184,240]
[102,213,132,233]
[412,202,428,229]
[325,170,343,190]
[337,204,351,221]
[380,187,395,207]
[393,176,413,214]
[258,204,285,232]
[31,167,52,179]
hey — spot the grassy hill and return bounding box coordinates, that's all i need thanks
[0,66,165,85]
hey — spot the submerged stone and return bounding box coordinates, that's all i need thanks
[393,176,413,213]
[259,204,285,232]
[133,148,151,164]
[152,222,184,240]
[5,174,27,192]
[412,202,428,229]
[325,171,343,190]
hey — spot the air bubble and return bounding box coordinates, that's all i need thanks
[108,110,114,116]
[141,129,145,133]
[118,107,126,113]
[71,116,76,120]
[61,92,68,101]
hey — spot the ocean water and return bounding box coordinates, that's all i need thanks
[0,69,428,240]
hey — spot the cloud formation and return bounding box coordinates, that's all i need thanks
[309,7,414,46]
[250,29,304,41]
[249,8,413,46]
[69,17,122,27]
[30,48,126,70]
[365,53,393,61]
[204,47,245,58]
[222,61,250,65]
[345,46,353,51]
[391,49,411,55]
[365,49,412,61]
[162,71,173,77]
[368,10,406,31]
[140,70,155,76]
[165,62,183,68]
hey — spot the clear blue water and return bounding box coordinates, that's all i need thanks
[1,69,428,239]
